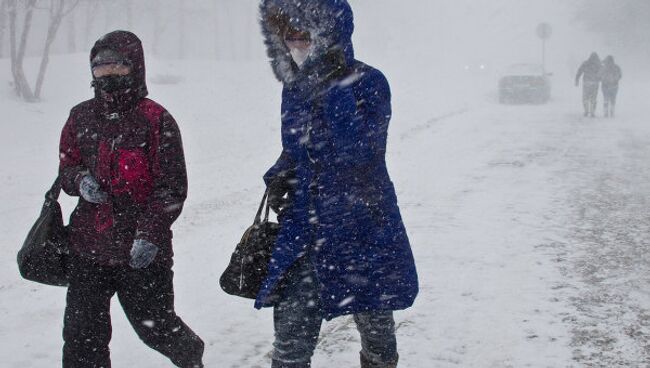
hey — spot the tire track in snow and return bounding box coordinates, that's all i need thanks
[550,116,650,366]
[399,108,470,141]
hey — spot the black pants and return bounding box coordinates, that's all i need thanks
[582,81,599,116]
[602,83,619,117]
[63,256,204,368]
[271,259,398,368]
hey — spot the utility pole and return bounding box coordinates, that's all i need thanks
[536,22,552,73]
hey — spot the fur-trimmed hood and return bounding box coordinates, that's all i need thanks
[259,0,355,84]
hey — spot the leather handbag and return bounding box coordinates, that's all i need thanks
[220,189,279,299]
[17,177,69,287]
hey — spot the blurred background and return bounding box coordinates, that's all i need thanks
[2,2,650,366]
[0,0,649,101]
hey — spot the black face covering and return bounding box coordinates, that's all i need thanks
[92,75,135,94]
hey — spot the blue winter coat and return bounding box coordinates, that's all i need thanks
[256,0,418,320]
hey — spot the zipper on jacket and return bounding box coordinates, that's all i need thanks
[108,137,117,252]
[305,122,317,165]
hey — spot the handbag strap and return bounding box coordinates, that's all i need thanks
[46,176,62,202]
[254,188,271,225]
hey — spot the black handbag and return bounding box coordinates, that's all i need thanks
[220,189,279,299]
[17,177,69,287]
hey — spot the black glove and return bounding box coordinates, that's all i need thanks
[267,175,293,214]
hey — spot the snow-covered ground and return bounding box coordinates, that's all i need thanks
[1,52,649,367]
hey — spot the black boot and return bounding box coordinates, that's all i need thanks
[360,352,398,368]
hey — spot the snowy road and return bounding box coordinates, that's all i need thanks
[392,97,650,368]
[1,56,649,367]
[550,110,650,366]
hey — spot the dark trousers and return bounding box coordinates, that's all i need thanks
[63,256,204,368]
[602,83,619,117]
[583,81,599,116]
[271,259,398,368]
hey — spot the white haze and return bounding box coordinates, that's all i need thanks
[7,1,644,101]
[2,1,650,367]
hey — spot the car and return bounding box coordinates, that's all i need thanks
[499,64,551,104]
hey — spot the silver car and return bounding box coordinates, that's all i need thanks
[499,64,551,104]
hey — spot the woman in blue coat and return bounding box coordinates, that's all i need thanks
[257,1,418,367]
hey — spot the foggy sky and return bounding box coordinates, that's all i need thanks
[6,0,640,77]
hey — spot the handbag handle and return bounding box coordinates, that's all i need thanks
[46,176,62,202]
[253,188,271,225]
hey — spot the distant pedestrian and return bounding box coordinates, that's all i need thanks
[576,52,602,117]
[600,55,622,118]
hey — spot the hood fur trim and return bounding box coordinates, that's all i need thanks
[259,0,354,84]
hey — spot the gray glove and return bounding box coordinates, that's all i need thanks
[79,175,108,204]
[129,239,159,269]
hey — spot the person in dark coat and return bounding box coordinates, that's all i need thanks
[257,1,418,367]
[58,30,204,368]
[576,52,602,117]
[600,55,622,118]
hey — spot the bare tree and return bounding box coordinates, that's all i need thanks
[34,0,81,99]
[8,0,79,101]
[9,0,37,101]
[178,0,186,59]
[149,0,174,57]
[83,0,99,47]
[101,0,114,33]
[7,0,15,66]
[150,0,161,56]
[66,3,76,52]
[0,0,8,57]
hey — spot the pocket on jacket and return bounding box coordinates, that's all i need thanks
[111,148,153,203]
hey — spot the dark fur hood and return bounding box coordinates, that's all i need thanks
[259,0,355,84]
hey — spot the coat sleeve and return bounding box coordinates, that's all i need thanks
[264,149,295,186]
[58,111,86,196]
[135,110,188,246]
[320,70,391,169]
